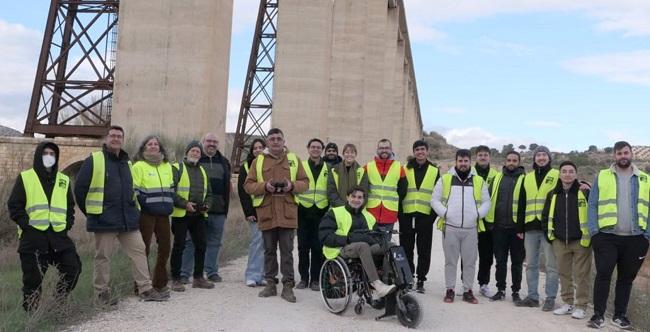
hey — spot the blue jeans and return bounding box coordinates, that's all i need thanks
[524,230,558,301]
[181,214,225,278]
[245,221,264,283]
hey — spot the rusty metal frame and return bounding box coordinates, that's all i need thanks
[230,0,278,169]
[24,0,119,137]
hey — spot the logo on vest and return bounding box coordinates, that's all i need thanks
[58,178,67,188]
[288,160,296,167]
[545,177,555,184]
[578,199,586,207]
[640,175,647,182]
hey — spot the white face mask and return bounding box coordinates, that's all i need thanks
[42,155,56,168]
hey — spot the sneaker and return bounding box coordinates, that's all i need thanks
[479,284,494,298]
[542,298,556,312]
[257,280,268,286]
[207,274,222,283]
[462,290,479,304]
[258,280,277,297]
[444,289,455,303]
[156,286,171,299]
[490,290,505,301]
[192,278,215,289]
[96,290,118,306]
[246,280,257,287]
[612,316,633,330]
[587,314,605,329]
[171,280,185,292]
[309,281,320,292]
[295,280,308,289]
[415,280,425,294]
[572,308,586,319]
[179,276,190,285]
[281,282,297,303]
[553,304,574,315]
[371,280,396,298]
[512,292,522,304]
[139,289,168,302]
[515,297,540,307]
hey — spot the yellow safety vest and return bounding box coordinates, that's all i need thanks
[436,174,486,232]
[322,206,376,260]
[132,161,174,206]
[523,169,559,223]
[472,166,499,187]
[85,151,135,214]
[252,153,299,207]
[297,160,329,209]
[402,164,439,215]
[20,169,68,234]
[547,190,590,247]
[366,160,401,212]
[331,167,365,189]
[243,162,260,205]
[171,162,208,218]
[485,172,524,223]
[596,169,649,231]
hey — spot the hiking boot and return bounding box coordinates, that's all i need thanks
[612,315,633,330]
[180,276,190,285]
[553,303,574,315]
[281,282,297,303]
[415,280,425,294]
[512,292,522,304]
[490,290,505,301]
[193,278,215,289]
[258,280,277,297]
[587,314,605,329]
[139,288,168,302]
[444,289,455,303]
[479,284,494,298]
[156,286,171,300]
[371,280,396,298]
[515,297,539,307]
[309,281,320,291]
[572,308,586,320]
[96,290,118,306]
[208,274,222,283]
[171,280,185,292]
[295,280,308,289]
[462,290,478,304]
[542,298,556,312]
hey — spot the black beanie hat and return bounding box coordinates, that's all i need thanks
[325,142,338,153]
[185,140,203,155]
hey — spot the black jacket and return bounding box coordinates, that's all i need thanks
[541,180,590,243]
[491,166,525,230]
[319,204,378,248]
[74,145,140,232]
[199,150,231,215]
[8,142,76,254]
[518,164,552,232]
[238,161,256,219]
[400,158,439,218]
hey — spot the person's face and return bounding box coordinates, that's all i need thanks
[187,146,202,160]
[145,138,160,154]
[308,141,323,159]
[202,134,219,156]
[456,156,471,172]
[476,151,490,167]
[267,133,284,152]
[615,147,632,169]
[535,152,549,167]
[377,141,392,159]
[560,165,577,185]
[413,146,428,162]
[42,147,56,158]
[504,153,520,171]
[347,190,365,209]
[252,141,265,157]
[105,129,124,151]
[343,147,356,164]
[325,147,338,159]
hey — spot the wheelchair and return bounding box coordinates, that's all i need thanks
[319,231,422,328]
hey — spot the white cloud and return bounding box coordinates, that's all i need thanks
[525,120,563,128]
[442,126,513,148]
[408,25,447,43]
[562,50,650,86]
[232,0,260,35]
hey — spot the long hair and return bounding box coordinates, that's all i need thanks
[135,135,169,162]
[247,138,267,164]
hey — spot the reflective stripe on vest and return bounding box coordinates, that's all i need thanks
[547,190,590,247]
[132,161,175,205]
[171,162,208,218]
[402,165,439,215]
[436,174,486,232]
[20,168,68,232]
[485,172,524,224]
[523,169,559,223]
[596,169,649,231]
[322,206,376,260]
[297,160,329,209]
[86,151,135,214]
[366,160,401,211]
[252,153,299,207]
[332,167,365,189]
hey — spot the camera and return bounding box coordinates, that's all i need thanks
[272,181,286,194]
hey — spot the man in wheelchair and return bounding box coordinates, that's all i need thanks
[319,185,396,298]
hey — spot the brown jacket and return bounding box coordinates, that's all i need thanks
[244,148,309,231]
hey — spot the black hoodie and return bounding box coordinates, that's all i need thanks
[7,142,76,254]
[319,204,378,248]
[541,180,590,243]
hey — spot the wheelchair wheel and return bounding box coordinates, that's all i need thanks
[319,257,353,314]
[397,293,422,329]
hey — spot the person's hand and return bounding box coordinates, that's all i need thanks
[186,202,197,212]
[516,233,524,240]
[579,181,591,191]
[246,216,257,222]
[282,178,293,193]
[265,181,275,193]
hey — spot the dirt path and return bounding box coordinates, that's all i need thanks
[67,232,619,332]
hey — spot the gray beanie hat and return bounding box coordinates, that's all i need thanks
[533,145,552,164]
[185,140,203,155]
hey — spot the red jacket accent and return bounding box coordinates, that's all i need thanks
[364,157,406,224]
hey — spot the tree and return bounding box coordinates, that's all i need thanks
[604,147,613,153]
[529,143,539,151]
[501,144,514,155]
[588,145,598,153]
[518,144,526,152]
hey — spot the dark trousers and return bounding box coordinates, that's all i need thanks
[592,233,649,316]
[263,227,295,284]
[140,213,171,289]
[171,215,206,279]
[297,212,324,283]
[20,247,81,312]
[492,226,525,293]
[477,229,494,286]
[398,212,435,281]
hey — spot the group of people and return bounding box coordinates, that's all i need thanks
[7,125,650,330]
